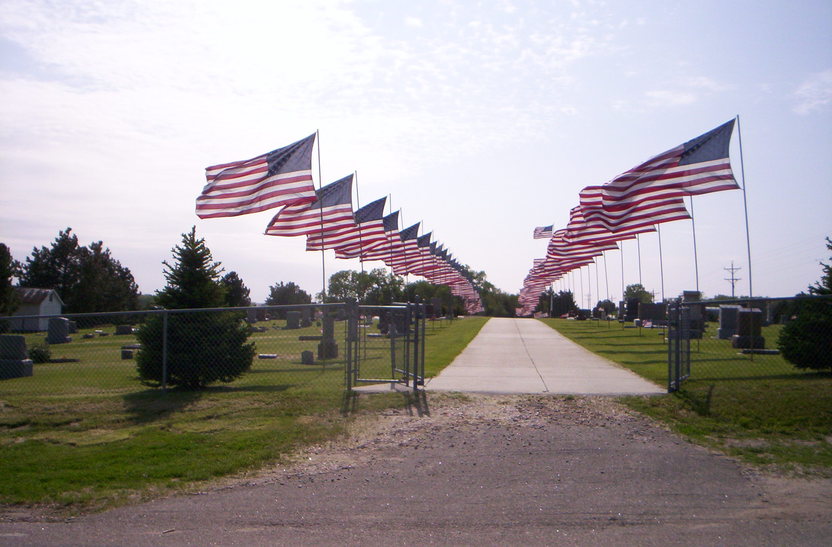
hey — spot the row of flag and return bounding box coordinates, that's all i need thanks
[518,119,740,316]
[195,133,483,313]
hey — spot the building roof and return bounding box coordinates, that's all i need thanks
[15,288,64,306]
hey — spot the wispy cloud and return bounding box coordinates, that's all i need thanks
[793,69,832,115]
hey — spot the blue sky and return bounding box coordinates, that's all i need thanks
[1,0,830,304]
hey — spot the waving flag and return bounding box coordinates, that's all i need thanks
[264,174,353,237]
[579,120,737,231]
[197,133,316,219]
[306,196,388,252]
[533,225,554,239]
[351,211,401,261]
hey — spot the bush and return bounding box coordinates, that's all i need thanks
[777,300,832,371]
[28,342,51,364]
[136,312,255,389]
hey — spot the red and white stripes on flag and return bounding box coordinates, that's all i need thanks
[306,197,387,252]
[264,174,353,237]
[197,133,317,219]
[579,120,738,231]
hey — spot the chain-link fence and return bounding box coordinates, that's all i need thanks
[0,302,425,405]
[664,295,832,391]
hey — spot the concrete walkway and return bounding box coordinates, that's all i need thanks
[425,317,665,395]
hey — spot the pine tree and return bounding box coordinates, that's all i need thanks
[221,271,252,307]
[136,228,254,388]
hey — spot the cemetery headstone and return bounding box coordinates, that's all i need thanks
[285,311,301,330]
[625,298,640,321]
[717,305,741,340]
[0,334,33,379]
[731,308,765,349]
[317,315,338,359]
[121,349,134,359]
[300,307,312,328]
[47,317,71,344]
[638,303,667,323]
[67,320,78,334]
[301,350,314,365]
[246,309,258,324]
[115,325,133,335]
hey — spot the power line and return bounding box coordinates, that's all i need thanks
[724,261,742,298]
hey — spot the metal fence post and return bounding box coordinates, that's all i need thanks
[161,310,169,392]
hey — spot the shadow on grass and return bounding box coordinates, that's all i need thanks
[122,388,203,424]
[122,383,296,423]
[693,372,832,383]
[340,389,430,417]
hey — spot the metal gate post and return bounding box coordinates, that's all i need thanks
[161,310,169,392]
[345,300,359,390]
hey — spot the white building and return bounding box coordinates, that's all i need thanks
[10,288,64,332]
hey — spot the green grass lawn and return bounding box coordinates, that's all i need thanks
[0,316,487,510]
[540,318,832,474]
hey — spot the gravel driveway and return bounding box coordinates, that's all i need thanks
[1,393,829,546]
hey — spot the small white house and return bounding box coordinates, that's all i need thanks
[10,288,64,332]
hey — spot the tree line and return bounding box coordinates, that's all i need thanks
[1,227,521,317]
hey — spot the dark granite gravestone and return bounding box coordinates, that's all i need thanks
[638,302,667,323]
[625,298,640,321]
[115,325,133,335]
[300,307,312,328]
[430,297,442,318]
[718,305,741,339]
[0,334,33,379]
[246,309,258,323]
[301,350,314,365]
[317,315,338,359]
[121,349,134,359]
[47,317,71,344]
[285,311,301,330]
[731,308,765,349]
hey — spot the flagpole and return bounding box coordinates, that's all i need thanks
[737,115,753,298]
[657,224,665,302]
[636,233,643,286]
[689,196,700,293]
[354,170,364,274]
[620,241,625,301]
[316,130,326,300]
[603,250,610,301]
[594,257,600,308]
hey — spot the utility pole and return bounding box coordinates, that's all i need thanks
[724,261,742,298]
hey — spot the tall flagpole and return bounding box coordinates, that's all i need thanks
[620,241,625,301]
[316,130,326,299]
[657,224,666,302]
[603,250,610,301]
[689,196,700,293]
[594,257,600,308]
[737,115,753,298]
[636,233,643,286]
[354,170,364,274]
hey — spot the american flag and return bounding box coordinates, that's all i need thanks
[564,205,654,246]
[579,120,737,231]
[387,223,421,275]
[533,225,554,239]
[306,196,388,252]
[196,133,317,219]
[264,174,353,237]
[580,185,691,232]
[350,211,401,262]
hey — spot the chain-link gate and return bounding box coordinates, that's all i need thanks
[345,301,426,392]
[667,302,691,392]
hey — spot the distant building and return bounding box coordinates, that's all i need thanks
[10,288,64,332]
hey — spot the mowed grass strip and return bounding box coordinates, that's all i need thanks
[539,318,832,474]
[0,316,485,510]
